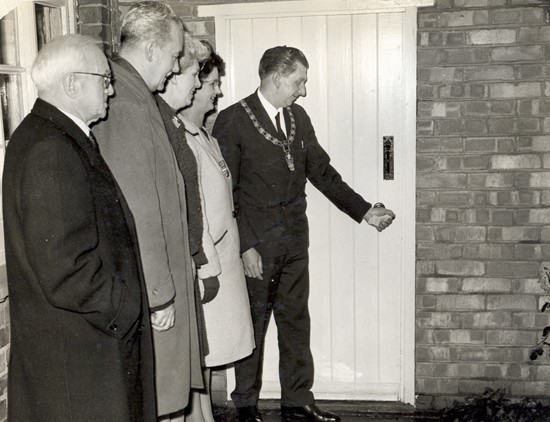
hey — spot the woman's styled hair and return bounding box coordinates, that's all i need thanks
[179,30,211,71]
[198,41,225,81]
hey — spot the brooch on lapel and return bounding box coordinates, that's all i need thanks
[218,159,230,178]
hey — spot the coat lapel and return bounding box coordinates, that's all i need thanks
[282,107,291,136]
[108,57,166,138]
[156,95,186,158]
[32,99,113,181]
[181,117,226,177]
[110,56,154,104]
[32,100,95,154]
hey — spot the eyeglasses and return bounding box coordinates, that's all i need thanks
[71,72,112,89]
[202,79,220,88]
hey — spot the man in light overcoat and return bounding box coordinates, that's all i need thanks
[93,2,203,419]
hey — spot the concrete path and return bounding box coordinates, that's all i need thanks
[213,406,440,422]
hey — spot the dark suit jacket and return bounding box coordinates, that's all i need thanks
[213,91,371,257]
[2,99,155,421]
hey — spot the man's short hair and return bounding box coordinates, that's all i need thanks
[258,46,309,80]
[31,34,101,94]
[120,1,182,49]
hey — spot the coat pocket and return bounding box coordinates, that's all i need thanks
[214,229,228,246]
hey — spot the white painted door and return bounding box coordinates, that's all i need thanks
[199,0,425,404]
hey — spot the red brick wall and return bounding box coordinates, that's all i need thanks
[0,297,8,420]
[76,0,120,56]
[77,0,550,411]
[117,0,216,51]
[416,0,550,409]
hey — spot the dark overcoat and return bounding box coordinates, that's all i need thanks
[212,91,372,257]
[2,99,156,422]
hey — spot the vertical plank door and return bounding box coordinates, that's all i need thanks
[199,0,424,404]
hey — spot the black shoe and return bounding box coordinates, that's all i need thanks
[236,406,263,422]
[281,404,341,422]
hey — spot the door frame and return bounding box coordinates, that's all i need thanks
[1,0,75,111]
[199,0,433,405]
[0,0,75,300]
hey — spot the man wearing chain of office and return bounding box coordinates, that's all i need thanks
[213,45,396,422]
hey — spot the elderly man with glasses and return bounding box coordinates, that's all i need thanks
[2,34,156,421]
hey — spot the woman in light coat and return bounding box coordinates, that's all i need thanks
[181,47,255,421]
[160,41,254,421]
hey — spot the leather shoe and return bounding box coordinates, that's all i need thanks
[236,406,263,422]
[281,404,341,422]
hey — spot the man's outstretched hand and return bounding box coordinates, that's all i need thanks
[364,205,396,232]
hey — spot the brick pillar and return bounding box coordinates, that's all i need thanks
[0,298,8,421]
[76,0,120,56]
[416,0,550,409]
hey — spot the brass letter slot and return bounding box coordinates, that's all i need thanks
[383,136,394,180]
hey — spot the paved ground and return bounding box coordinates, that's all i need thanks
[215,417,435,421]
[260,417,435,421]
[212,402,441,422]
[213,413,439,421]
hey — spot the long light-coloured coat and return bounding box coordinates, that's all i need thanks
[93,57,203,415]
[182,116,255,367]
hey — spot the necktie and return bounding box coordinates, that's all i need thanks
[88,132,99,150]
[275,111,286,140]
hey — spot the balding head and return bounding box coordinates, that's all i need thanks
[31,34,113,125]
[31,34,104,95]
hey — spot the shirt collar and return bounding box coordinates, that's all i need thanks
[257,88,283,119]
[178,114,200,136]
[58,108,90,137]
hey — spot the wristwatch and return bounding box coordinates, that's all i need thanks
[373,202,385,208]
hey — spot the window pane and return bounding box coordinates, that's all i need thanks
[35,5,63,51]
[0,73,23,144]
[0,10,18,66]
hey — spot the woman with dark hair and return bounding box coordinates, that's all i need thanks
[180,44,255,421]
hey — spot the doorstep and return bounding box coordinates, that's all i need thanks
[213,400,441,420]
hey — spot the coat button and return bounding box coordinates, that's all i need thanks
[109,324,118,331]
[153,289,158,295]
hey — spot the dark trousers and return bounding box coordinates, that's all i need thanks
[231,250,315,408]
[123,318,143,422]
